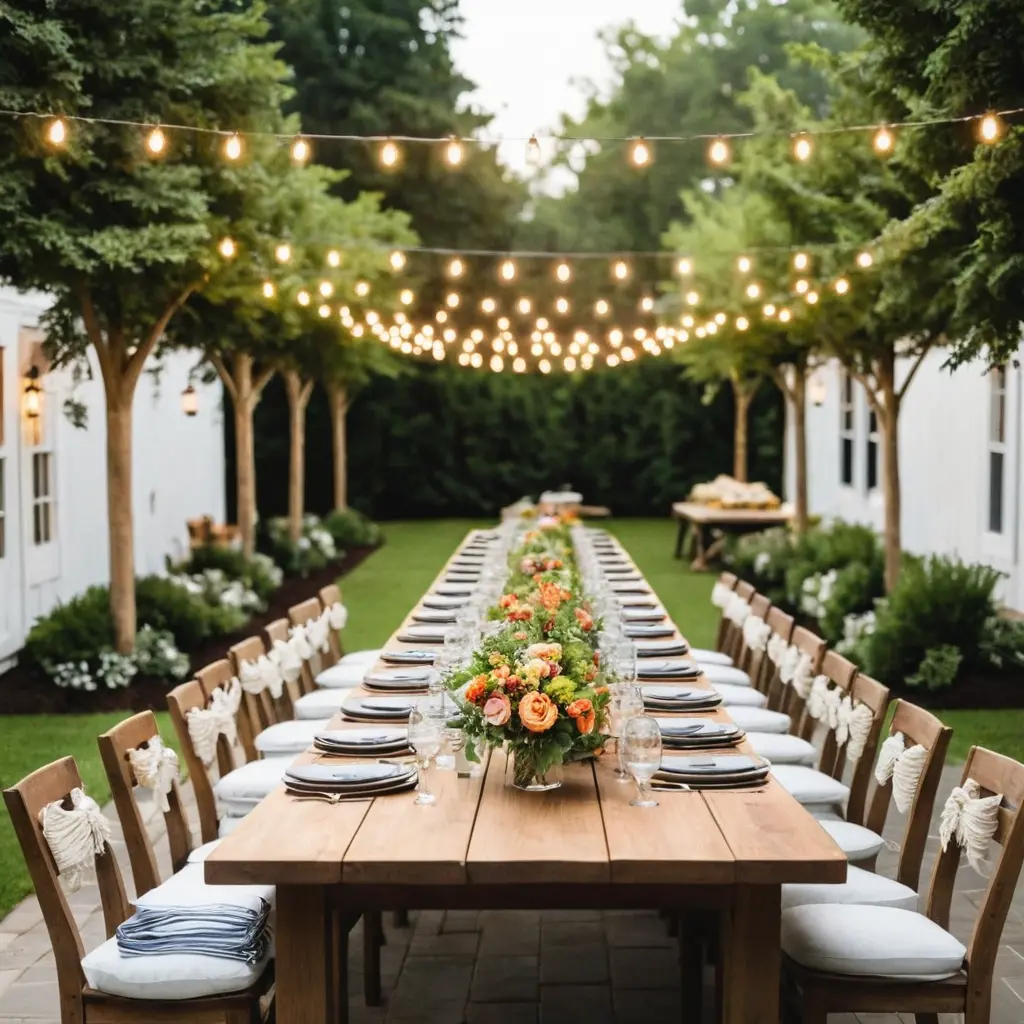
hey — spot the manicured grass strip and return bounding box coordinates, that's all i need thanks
[940,709,1024,765]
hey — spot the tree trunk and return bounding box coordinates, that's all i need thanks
[283,370,313,543]
[879,368,902,592]
[732,380,753,483]
[327,382,348,511]
[234,396,257,557]
[792,368,809,535]
[106,388,136,652]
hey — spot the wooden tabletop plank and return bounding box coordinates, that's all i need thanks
[466,748,610,885]
[671,501,793,525]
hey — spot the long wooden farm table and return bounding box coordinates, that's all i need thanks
[671,502,795,570]
[207,528,845,1024]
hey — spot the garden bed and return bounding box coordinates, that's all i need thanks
[0,544,377,715]
[886,671,1024,710]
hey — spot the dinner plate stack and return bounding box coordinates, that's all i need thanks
[396,623,452,644]
[612,582,650,595]
[605,571,644,583]
[341,695,419,722]
[380,649,437,665]
[622,607,668,623]
[640,686,723,712]
[651,719,746,751]
[284,762,418,800]
[636,660,703,681]
[618,596,658,609]
[421,595,470,610]
[624,623,676,639]
[313,727,412,757]
[653,754,771,790]
[362,668,435,693]
[412,608,458,624]
[635,638,690,658]
[434,584,475,597]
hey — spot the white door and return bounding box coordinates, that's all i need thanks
[0,341,24,659]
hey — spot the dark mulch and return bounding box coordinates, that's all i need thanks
[888,671,1024,710]
[0,545,378,716]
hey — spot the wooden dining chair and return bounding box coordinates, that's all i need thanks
[713,570,739,653]
[265,617,304,709]
[196,658,260,764]
[783,746,1024,1024]
[97,711,205,899]
[319,583,347,661]
[228,635,286,736]
[758,606,795,695]
[2,757,273,1024]
[723,579,756,663]
[288,596,332,689]
[735,591,772,683]
[766,625,826,716]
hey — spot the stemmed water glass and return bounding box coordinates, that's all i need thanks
[408,707,443,806]
[609,684,644,781]
[622,716,662,808]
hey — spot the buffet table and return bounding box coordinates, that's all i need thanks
[206,529,844,1024]
[671,501,795,570]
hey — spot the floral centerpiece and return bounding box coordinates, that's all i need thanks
[445,517,610,790]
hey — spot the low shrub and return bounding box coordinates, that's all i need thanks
[782,521,883,609]
[181,545,283,602]
[136,575,245,648]
[267,515,339,576]
[819,562,883,644]
[322,508,382,549]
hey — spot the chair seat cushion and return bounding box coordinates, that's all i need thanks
[213,757,291,815]
[218,815,245,838]
[782,865,918,912]
[187,840,221,864]
[293,687,349,720]
[315,662,365,689]
[781,904,965,981]
[690,648,733,667]
[712,683,768,708]
[817,820,886,863]
[727,706,791,734]
[339,648,382,667]
[135,862,275,911]
[772,765,850,807]
[700,664,752,687]
[745,732,817,765]
[254,718,331,755]
[82,936,270,1000]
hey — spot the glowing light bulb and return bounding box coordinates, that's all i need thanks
[499,259,516,282]
[630,137,652,167]
[517,297,532,315]
[737,256,752,274]
[793,134,813,162]
[490,355,503,373]
[762,303,776,317]
[979,114,1001,143]
[379,138,400,168]
[705,322,718,335]
[793,252,810,272]
[433,345,446,361]
[536,317,549,330]
[291,137,311,165]
[448,258,464,278]
[857,251,874,269]
[581,353,594,370]
[595,299,610,316]
[682,315,694,328]
[640,296,654,312]
[555,297,569,315]
[795,279,809,295]
[564,356,577,372]
[261,281,275,299]
[695,327,706,338]
[46,117,67,146]
[443,328,456,343]
[607,353,620,367]
[389,250,406,271]
[318,280,334,297]
[471,329,483,342]
[676,257,693,276]
[217,237,236,259]
[633,327,647,342]
[470,352,482,368]
[555,262,572,283]
[318,304,331,318]
[778,308,792,323]
[325,250,341,268]
[275,243,292,264]
[621,347,635,362]
[445,136,464,166]
[481,297,496,313]
[609,329,623,348]
[224,134,242,161]
[531,342,543,356]
[613,260,629,281]
[873,126,894,154]
[355,280,370,297]
[550,341,562,356]
[446,292,460,308]
[714,312,726,325]
[834,277,850,295]
[745,282,761,300]
[146,127,166,156]
[400,288,414,306]
[526,135,542,166]
[436,310,448,323]
[708,137,730,165]
[458,352,470,366]
[806,290,819,305]
[736,316,749,331]
[297,290,311,307]
[513,357,526,373]
[497,316,510,331]
[539,358,552,374]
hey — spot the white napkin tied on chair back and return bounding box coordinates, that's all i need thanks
[328,601,348,630]
[40,788,112,892]
[767,632,789,667]
[127,736,179,813]
[186,679,241,766]
[305,614,330,655]
[779,646,801,684]
[806,675,831,722]
[823,687,843,731]
[711,582,733,609]
[271,638,302,684]
[939,778,1003,875]
[835,695,875,762]
[288,624,313,662]
[239,656,284,700]
[725,594,751,626]
[742,615,772,652]
[874,732,929,813]
[790,654,815,700]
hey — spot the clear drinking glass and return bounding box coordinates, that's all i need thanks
[408,707,443,805]
[610,684,644,782]
[622,716,662,808]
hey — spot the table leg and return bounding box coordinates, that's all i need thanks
[275,885,335,1024]
[720,885,782,1024]
[690,525,709,572]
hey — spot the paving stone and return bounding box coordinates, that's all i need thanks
[0,970,23,1000]
[613,987,682,1024]
[0,979,60,1019]
[410,932,480,957]
[541,920,605,947]
[466,1001,538,1024]
[441,911,481,934]
[471,955,539,1002]
[479,910,541,928]
[609,948,680,990]
[388,956,474,1014]
[604,913,675,949]
[540,984,613,1024]
[540,943,609,985]
[414,911,445,937]
[386,1002,466,1024]
[0,901,41,935]
[1004,976,1024,1003]
[541,910,603,924]
[478,917,540,957]
[0,934,17,956]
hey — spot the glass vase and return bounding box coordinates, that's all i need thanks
[510,747,563,792]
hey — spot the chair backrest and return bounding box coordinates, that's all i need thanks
[288,597,335,692]
[829,669,890,825]
[166,679,233,844]
[229,635,282,736]
[196,658,257,764]
[863,700,951,890]
[722,578,755,662]
[768,624,825,715]
[924,747,1024,1004]
[758,606,794,695]
[714,572,739,652]
[3,757,130,1010]
[97,710,198,897]
[738,592,772,679]
[264,618,302,711]
[318,583,346,660]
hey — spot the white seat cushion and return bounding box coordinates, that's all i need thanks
[700,664,752,687]
[772,764,849,806]
[745,732,817,765]
[213,757,291,815]
[218,815,245,838]
[690,647,733,667]
[339,648,382,667]
[293,687,350,720]
[783,865,918,912]
[818,819,886,863]
[712,683,767,708]
[187,840,221,864]
[727,706,791,734]
[135,862,274,910]
[315,662,365,689]
[781,904,965,980]
[254,718,331,755]
[82,936,269,1000]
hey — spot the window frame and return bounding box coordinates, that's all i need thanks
[839,370,856,488]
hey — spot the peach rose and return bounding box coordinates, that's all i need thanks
[567,698,596,735]
[466,677,488,704]
[514,631,528,641]
[499,593,517,609]
[575,608,594,631]
[493,664,511,680]
[518,691,559,733]
[483,691,512,726]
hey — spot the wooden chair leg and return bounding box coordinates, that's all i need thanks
[362,911,383,1007]
[392,909,410,929]
[799,989,829,1024]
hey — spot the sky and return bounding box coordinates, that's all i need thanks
[450,0,682,177]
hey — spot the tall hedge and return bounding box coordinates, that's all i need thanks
[236,361,783,520]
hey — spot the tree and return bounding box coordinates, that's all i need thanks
[0,0,294,650]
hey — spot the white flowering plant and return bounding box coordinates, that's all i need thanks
[44,626,188,692]
[267,515,339,576]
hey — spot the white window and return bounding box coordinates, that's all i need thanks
[865,407,880,494]
[839,371,855,486]
[988,366,1007,534]
[31,450,54,545]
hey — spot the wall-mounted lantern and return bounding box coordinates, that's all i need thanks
[808,371,827,407]
[24,366,42,419]
[181,384,198,417]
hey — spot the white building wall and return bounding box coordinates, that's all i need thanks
[0,286,225,659]
[789,348,1024,610]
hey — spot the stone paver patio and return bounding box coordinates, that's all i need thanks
[2,762,1023,1024]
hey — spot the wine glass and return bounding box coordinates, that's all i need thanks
[622,716,662,808]
[609,641,638,687]
[407,707,443,806]
[610,684,644,782]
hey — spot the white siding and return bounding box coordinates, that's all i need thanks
[0,286,225,658]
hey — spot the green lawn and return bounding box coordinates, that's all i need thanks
[0,515,1022,920]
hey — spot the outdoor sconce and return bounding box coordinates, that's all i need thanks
[809,372,827,407]
[181,384,199,417]
[23,366,42,419]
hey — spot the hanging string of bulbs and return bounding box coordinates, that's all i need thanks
[15,104,1018,170]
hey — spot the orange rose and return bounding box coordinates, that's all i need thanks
[518,691,559,733]
[499,593,517,609]
[567,698,595,735]
[493,664,511,680]
[466,677,487,704]
[575,608,594,631]
[514,631,528,641]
